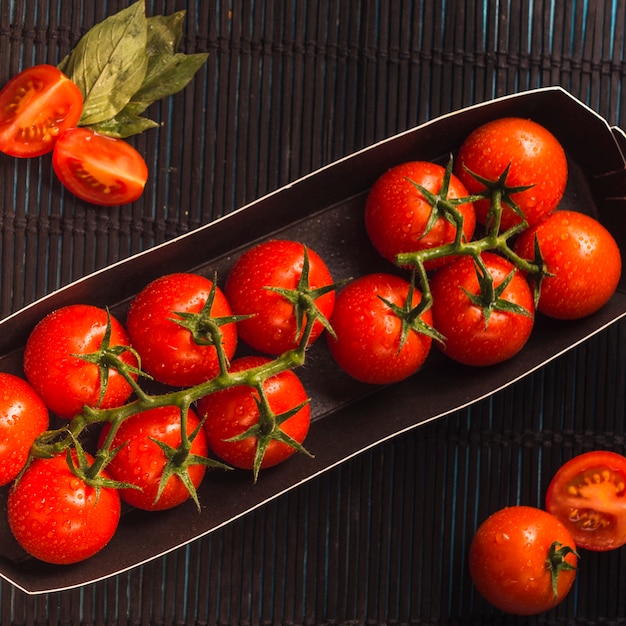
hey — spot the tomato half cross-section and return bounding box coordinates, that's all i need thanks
[469,506,578,615]
[52,127,148,206]
[546,450,626,551]
[0,64,83,157]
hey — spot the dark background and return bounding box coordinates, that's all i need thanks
[1,1,626,624]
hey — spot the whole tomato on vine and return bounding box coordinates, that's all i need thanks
[455,117,568,231]
[365,160,476,269]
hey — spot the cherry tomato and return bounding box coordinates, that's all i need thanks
[225,240,335,355]
[545,450,626,551]
[455,117,568,231]
[365,161,476,269]
[52,127,148,206]
[0,373,49,486]
[197,356,310,471]
[514,210,621,319]
[0,64,83,157]
[429,252,535,366]
[7,451,121,565]
[98,405,209,511]
[125,273,238,387]
[327,273,433,384]
[23,304,138,419]
[469,506,578,615]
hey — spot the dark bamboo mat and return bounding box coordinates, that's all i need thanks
[1,1,626,624]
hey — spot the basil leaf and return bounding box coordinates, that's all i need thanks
[128,52,208,116]
[62,1,149,126]
[85,112,160,139]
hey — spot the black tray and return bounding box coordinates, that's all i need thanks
[1,86,625,594]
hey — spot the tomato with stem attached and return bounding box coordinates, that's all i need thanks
[514,210,621,319]
[455,117,568,231]
[0,373,49,486]
[546,450,626,551]
[23,304,138,419]
[469,506,578,615]
[0,64,83,157]
[7,451,121,565]
[225,240,336,356]
[52,127,148,206]
[429,252,535,366]
[98,405,212,511]
[365,160,476,270]
[327,272,436,384]
[197,355,311,478]
[125,273,238,388]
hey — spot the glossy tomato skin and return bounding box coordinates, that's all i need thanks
[430,252,535,366]
[23,304,137,419]
[327,273,433,383]
[7,451,121,565]
[225,240,335,355]
[126,273,238,387]
[546,450,626,551]
[365,161,476,270]
[197,356,310,470]
[469,506,578,615]
[514,210,621,319]
[52,127,148,206]
[98,405,208,511]
[0,373,49,486]
[455,117,568,231]
[0,64,83,157]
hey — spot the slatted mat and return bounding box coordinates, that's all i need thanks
[1,0,626,623]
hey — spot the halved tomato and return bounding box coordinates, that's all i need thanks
[52,127,148,205]
[0,64,83,157]
[545,450,626,551]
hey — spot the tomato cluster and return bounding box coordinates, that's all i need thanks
[0,113,622,602]
[362,117,621,369]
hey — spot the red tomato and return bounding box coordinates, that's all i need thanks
[469,506,578,615]
[125,273,238,387]
[0,64,83,157]
[514,210,621,319]
[0,373,49,486]
[98,405,209,511]
[429,252,535,366]
[327,273,433,383]
[455,117,568,231]
[545,450,626,551]
[23,304,138,419]
[197,356,310,472]
[225,240,336,355]
[52,127,148,206]
[365,160,476,269]
[7,451,120,565]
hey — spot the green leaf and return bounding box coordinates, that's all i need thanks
[86,110,160,138]
[126,51,209,116]
[62,1,150,126]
